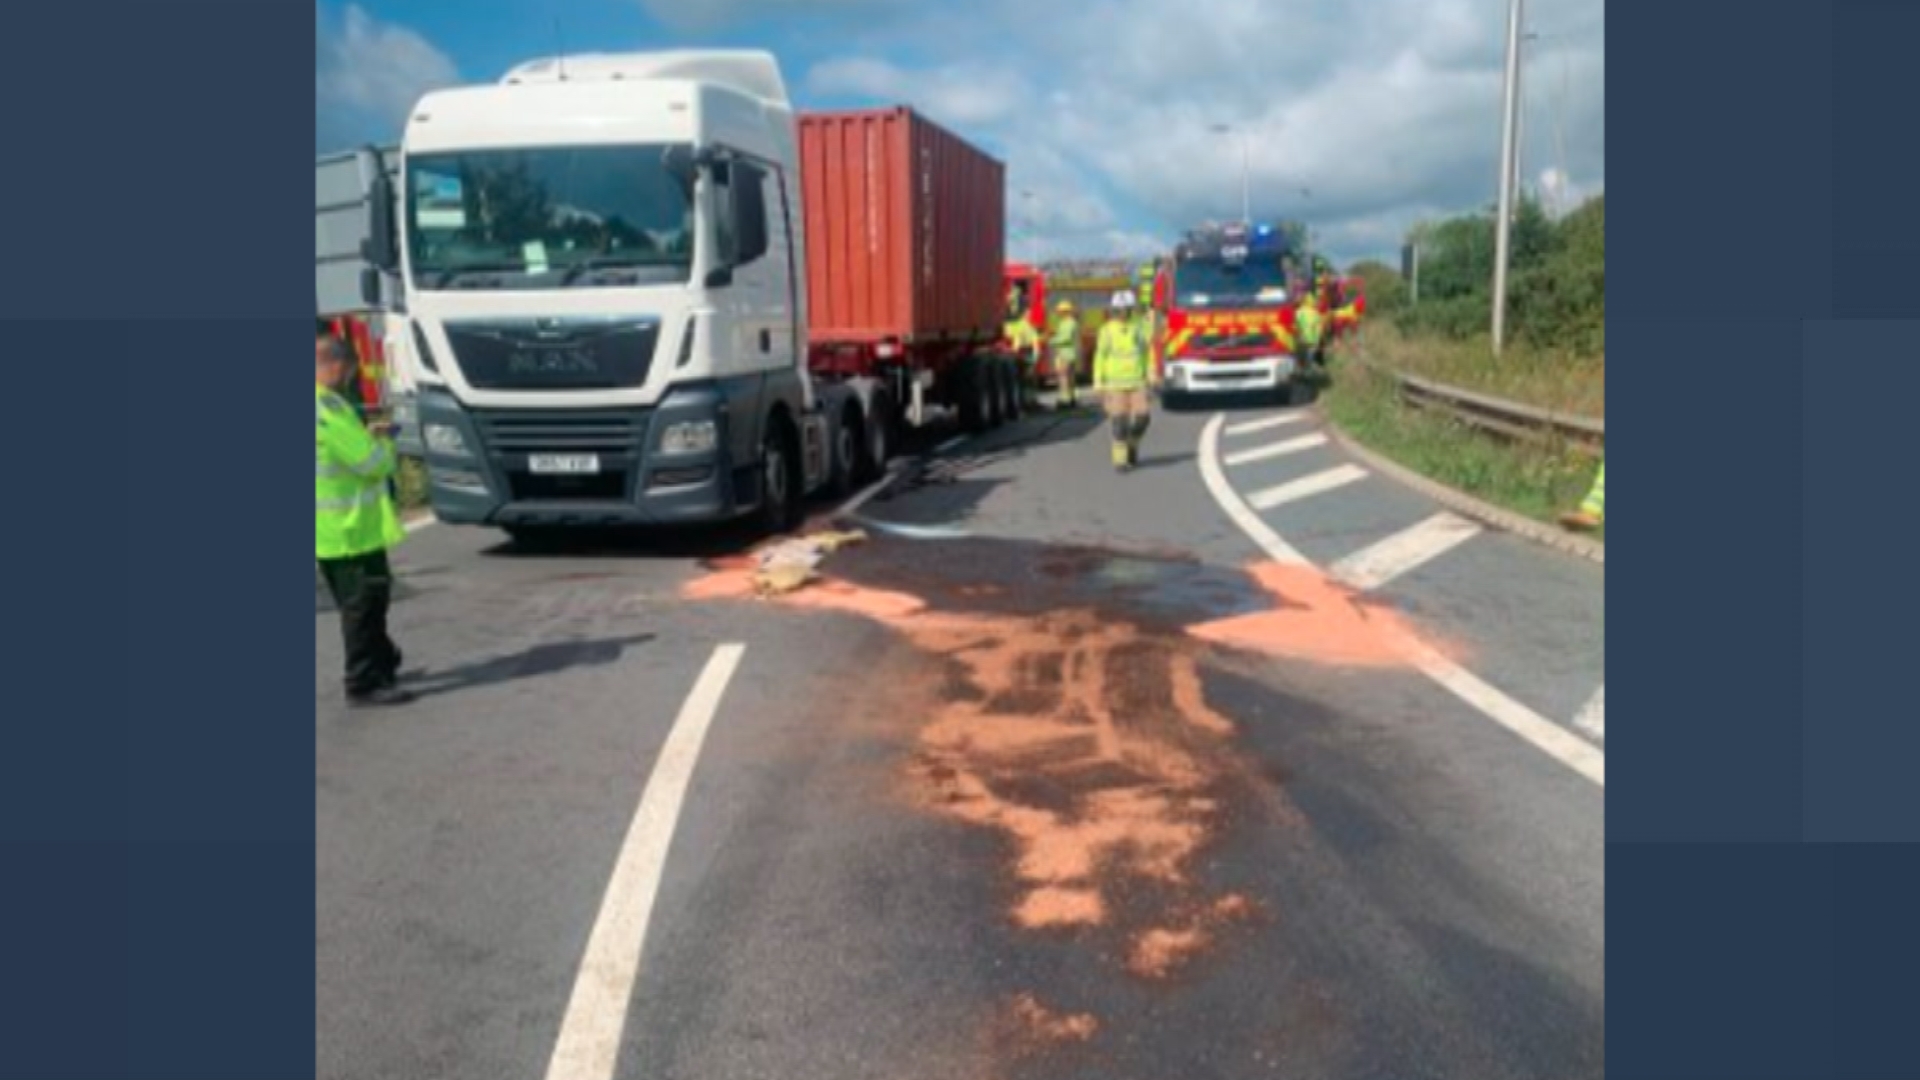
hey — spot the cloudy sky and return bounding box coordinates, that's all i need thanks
[317,0,1604,266]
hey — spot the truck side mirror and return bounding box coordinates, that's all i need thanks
[361,160,398,273]
[359,268,384,308]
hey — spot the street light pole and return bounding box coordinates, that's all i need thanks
[1209,123,1250,226]
[1239,137,1250,226]
[1019,188,1038,265]
[1510,30,1537,221]
[1491,0,1524,355]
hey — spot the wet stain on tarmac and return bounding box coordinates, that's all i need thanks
[681,531,1456,1076]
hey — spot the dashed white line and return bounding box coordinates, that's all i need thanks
[1199,417,1310,565]
[1247,463,1369,511]
[1223,433,1329,467]
[1223,414,1307,438]
[542,643,746,1080]
[1573,685,1605,742]
[1198,413,1603,788]
[1330,512,1482,592]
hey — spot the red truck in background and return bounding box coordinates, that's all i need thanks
[799,107,1025,437]
[1000,261,1049,384]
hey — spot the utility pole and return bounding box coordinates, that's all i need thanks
[1491,0,1524,355]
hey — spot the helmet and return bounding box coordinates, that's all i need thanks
[1056,300,1074,312]
[1109,290,1136,311]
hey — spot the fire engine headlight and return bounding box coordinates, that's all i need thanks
[660,420,718,455]
[423,423,469,457]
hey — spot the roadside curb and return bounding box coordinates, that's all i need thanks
[1316,408,1605,566]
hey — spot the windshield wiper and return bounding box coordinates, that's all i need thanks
[560,256,662,286]
[431,263,523,288]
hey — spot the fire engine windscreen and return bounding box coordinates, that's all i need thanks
[405,145,696,291]
[1171,256,1291,309]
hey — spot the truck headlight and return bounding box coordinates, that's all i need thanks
[660,420,717,455]
[424,423,469,457]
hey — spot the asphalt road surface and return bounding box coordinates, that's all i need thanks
[317,395,1604,1080]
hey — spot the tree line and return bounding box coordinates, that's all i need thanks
[1347,194,1604,357]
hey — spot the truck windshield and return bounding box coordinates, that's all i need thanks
[1171,258,1291,309]
[404,144,695,291]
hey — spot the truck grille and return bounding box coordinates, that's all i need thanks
[444,318,660,391]
[471,409,647,454]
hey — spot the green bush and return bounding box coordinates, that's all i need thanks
[1352,194,1604,356]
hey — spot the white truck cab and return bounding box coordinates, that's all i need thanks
[361,50,852,538]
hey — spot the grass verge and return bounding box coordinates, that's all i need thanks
[1355,321,1605,418]
[1323,339,1603,542]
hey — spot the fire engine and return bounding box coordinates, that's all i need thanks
[1157,222,1307,403]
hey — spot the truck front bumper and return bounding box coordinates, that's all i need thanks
[1165,356,1296,393]
[415,387,748,528]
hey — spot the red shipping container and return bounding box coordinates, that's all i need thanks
[798,108,1006,348]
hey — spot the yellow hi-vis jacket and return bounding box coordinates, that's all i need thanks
[1048,315,1081,366]
[316,384,404,560]
[1093,318,1151,390]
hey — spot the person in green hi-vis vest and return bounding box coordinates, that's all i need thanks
[1561,461,1605,532]
[316,329,413,708]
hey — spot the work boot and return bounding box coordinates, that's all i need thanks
[348,684,416,708]
[1559,510,1602,532]
[1111,442,1131,472]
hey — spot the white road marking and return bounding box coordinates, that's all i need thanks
[1573,684,1605,742]
[1248,463,1369,511]
[933,435,970,454]
[1330,512,1482,592]
[1224,414,1307,438]
[1197,415,1603,788]
[833,461,904,518]
[403,513,435,533]
[542,644,747,1080]
[1224,433,1329,467]
[1391,631,1605,786]
[1199,416,1310,565]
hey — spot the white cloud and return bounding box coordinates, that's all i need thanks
[636,0,907,31]
[808,57,1031,128]
[800,0,1603,265]
[316,4,460,152]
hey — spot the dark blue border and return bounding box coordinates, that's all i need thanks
[1,0,1917,1076]
[0,2,314,1077]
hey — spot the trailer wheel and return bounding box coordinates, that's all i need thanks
[959,356,995,434]
[754,415,802,536]
[860,390,894,482]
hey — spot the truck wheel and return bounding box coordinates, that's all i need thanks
[755,418,801,536]
[984,359,1005,429]
[959,357,994,434]
[826,406,859,499]
[860,391,894,482]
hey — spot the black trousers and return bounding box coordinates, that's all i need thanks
[318,549,401,696]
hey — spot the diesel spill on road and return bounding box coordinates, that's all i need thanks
[684,532,1438,1065]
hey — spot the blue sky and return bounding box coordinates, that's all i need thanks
[317,0,1605,266]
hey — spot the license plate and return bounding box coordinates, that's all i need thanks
[528,454,600,475]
